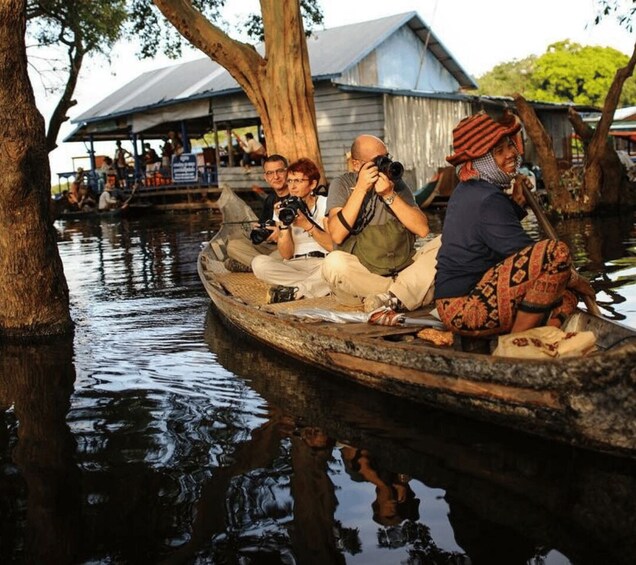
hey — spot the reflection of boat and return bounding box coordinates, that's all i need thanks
[203,308,636,565]
[198,188,636,459]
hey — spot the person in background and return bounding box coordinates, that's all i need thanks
[113,141,132,187]
[98,156,116,190]
[251,158,333,304]
[168,130,184,156]
[99,175,126,211]
[434,111,595,337]
[234,131,266,172]
[143,143,161,178]
[67,167,84,209]
[161,137,174,170]
[321,134,441,312]
[225,154,291,272]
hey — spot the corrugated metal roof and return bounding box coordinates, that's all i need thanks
[72,11,475,125]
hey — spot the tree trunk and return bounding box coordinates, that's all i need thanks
[513,94,581,214]
[514,42,636,217]
[0,0,72,338]
[568,108,629,208]
[153,0,324,177]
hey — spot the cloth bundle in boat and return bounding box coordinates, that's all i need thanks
[493,326,596,359]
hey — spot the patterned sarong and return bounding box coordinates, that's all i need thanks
[436,240,577,337]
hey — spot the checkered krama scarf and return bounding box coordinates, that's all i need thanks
[446,111,523,183]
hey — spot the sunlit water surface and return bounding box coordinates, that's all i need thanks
[1,210,635,564]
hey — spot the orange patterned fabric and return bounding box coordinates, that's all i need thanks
[435,240,576,337]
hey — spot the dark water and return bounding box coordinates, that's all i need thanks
[1,210,635,565]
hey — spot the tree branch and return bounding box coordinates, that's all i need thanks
[46,30,84,153]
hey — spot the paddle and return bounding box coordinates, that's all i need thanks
[121,183,138,209]
[521,184,602,317]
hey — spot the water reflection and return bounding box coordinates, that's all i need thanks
[202,309,636,565]
[555,212,636,322]
[0,209,634,564]
[0,337,80,564]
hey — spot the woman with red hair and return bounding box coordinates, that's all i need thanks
[252,158,333,303]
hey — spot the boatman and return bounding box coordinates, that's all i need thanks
[434,111,595,336]
[99,175,126,211]
[321,134,441,312]
[224,154,291,272]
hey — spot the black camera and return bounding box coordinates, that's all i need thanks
[373,155,404,181]
[278,196,309,226]
[249,220,275,244]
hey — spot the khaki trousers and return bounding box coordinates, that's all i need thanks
[252,255,331,298]
[227,237,279,267]
[321,235,441,310]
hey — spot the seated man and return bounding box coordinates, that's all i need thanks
[99,175,124,211]
[251,158,333,303]
[434,111,595,336]
[322,134,440,312]
[225,154,290,272]
[235,131,266,171]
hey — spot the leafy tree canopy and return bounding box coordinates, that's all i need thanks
[477,40,636,107]
[594,0,636,32]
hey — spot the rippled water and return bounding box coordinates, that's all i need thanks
[1,210,635,564]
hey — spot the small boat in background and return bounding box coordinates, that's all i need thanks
[55,203,155,221]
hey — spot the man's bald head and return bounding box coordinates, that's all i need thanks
[350,135,388,163]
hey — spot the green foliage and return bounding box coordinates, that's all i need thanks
[477,40,636,106]
[27,0,127,54]
[126,0,324,58]
[475,56,536,97]
[243,0,325,41]
[594,0,636,32]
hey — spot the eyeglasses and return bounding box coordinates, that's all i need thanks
[264,168,287,178]
[287,178,310,186]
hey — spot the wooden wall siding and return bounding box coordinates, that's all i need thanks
[339,26,461,93]
[314,84,385,182]
[384,95,471,187]
[211,94,259,125]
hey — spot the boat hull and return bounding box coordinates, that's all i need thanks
[199,245,636,458]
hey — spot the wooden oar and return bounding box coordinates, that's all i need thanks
[121,183,138,209]
[522,185,602,317]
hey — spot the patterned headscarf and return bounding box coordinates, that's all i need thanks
[471,149,522,188]
[447,111,523,183]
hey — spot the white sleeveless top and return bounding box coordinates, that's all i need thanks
[291,195,329,257]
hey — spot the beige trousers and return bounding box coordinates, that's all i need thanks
[226,237,279,267]
[321,235,441,310]
[251,255,331,298]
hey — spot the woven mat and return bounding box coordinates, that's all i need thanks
[214,269,363,313]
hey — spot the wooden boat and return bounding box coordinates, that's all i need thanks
[56,202,155,221]
[198,188,636,459]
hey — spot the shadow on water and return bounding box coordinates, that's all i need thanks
[0,208,634,564]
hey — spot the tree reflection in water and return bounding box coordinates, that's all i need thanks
[0,336,80,565]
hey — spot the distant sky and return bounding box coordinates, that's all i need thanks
[32,0,635,181]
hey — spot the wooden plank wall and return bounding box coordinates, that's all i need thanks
[314,84,385,183]
[384,95,472,188]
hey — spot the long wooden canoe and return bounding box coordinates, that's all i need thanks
[198,188,636,459]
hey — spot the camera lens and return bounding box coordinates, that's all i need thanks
[278,207,296,226]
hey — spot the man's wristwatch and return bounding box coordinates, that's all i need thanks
[382,192,397,206]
